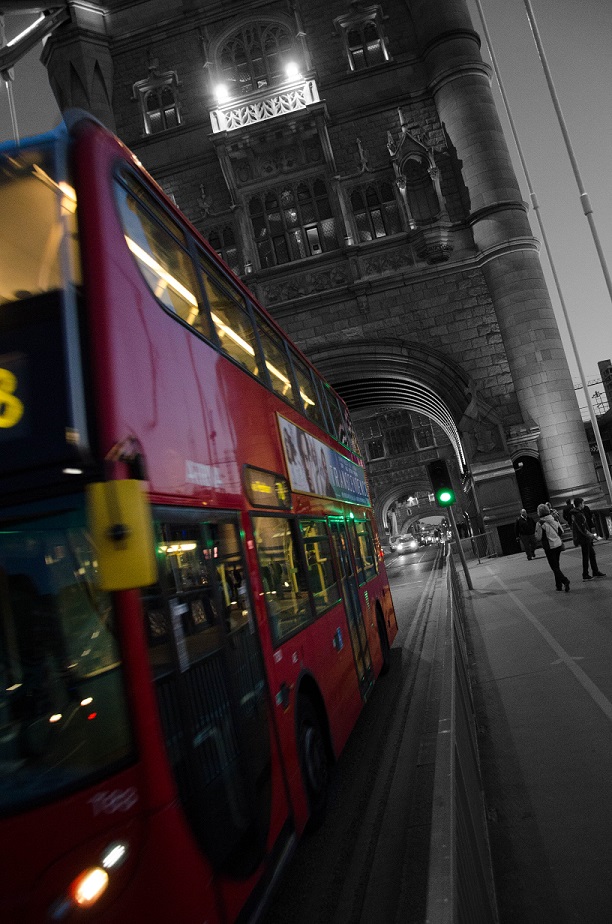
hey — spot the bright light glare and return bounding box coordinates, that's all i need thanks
[160,542,198,554]
[7,15,45,47]
[31,165,77,212]
[125,236,198,306]
[71,868,109,907]
[211,312,255,355]
[101,842,128,870]
[215,84,230,103]
[285,61,300,79]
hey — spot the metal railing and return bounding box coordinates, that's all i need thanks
[448,530,498,563]
[425,553,499,924]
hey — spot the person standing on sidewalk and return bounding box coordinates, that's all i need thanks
[535,504,570,592]
[572,497,605,581]
[562,497,575,529]
[515,508,537,560]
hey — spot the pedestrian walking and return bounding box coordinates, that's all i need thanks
[535,503,570,592]
[515,508,537,560]
[572,497,605,581]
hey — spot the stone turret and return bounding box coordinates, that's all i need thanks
[42,1,115,131]
[410,0,604,509]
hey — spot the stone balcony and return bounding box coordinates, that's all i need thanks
[209,77,321,134]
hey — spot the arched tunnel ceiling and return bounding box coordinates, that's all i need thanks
[334,376,466,470]
[311,340,472,472]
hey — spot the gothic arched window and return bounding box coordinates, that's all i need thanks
[249,179,339,268]
[351,182,401,241]
[403,157,440,223]
[207,225,241,275]
[347,21,386,69]
[334,6,390,72]
[134,69,182,136]
[219,22,295,96]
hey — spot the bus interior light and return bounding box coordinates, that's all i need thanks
[125,236,198,306]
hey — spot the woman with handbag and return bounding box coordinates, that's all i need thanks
[572,497,606,581]
[535,503,570,592]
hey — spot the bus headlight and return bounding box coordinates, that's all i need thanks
[70,867,109,906]
[48,840,129,920]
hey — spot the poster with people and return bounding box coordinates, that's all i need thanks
[278,416,369,505]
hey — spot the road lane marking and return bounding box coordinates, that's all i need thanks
[486,569,612,724]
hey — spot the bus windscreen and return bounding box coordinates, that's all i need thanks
[0,497,135,815]
[0,143,80,307]
[0,142,88,482]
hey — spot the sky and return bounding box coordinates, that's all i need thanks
[1,1,612,418]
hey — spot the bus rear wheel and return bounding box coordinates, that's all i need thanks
[297,695,329,831]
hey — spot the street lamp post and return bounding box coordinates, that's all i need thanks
[0,15,19,143]
[0,5,70,144]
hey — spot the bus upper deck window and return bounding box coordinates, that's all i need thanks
[291,355,326,429]
[199,255,261,380]
[257,317,296,405]
[114,170,207,332]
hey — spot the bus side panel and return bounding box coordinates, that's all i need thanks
[73,125,297,924]
[1,764,220,924]
[256,604,365,834]
[70,122,397,917]
[366,573,398,675]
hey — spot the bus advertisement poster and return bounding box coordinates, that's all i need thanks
[278,416,369,506]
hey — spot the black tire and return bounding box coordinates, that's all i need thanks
[297,695,329,831]
[377,610,391,675]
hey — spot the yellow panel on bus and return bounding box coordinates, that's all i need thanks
[86,479,158,590]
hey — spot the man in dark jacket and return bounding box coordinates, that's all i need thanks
[572,497,605,581]
[515,508,537,560]
[562,498,575,528]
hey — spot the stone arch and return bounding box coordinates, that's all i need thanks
[378,478,440,531]
[402,154,440,222]
[512,455,550,514]
[310,338,479,529]
[207,13,299,92]
[312,338,474,459]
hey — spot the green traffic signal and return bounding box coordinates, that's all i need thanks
[427,458,457,508]
[435,486,456,507]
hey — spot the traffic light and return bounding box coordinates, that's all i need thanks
[426,459,456,507]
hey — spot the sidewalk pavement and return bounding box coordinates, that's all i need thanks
[463,540,612,924]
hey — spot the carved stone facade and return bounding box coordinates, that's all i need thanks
[43,0,607,551]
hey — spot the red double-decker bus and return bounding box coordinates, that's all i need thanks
[0,112,397,923]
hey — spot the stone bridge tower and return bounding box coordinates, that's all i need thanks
[42,0,605,552]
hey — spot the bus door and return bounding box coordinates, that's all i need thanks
[329,518,373,699]
[141,509,275,880]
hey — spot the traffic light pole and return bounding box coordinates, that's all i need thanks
[448,505,473,591]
